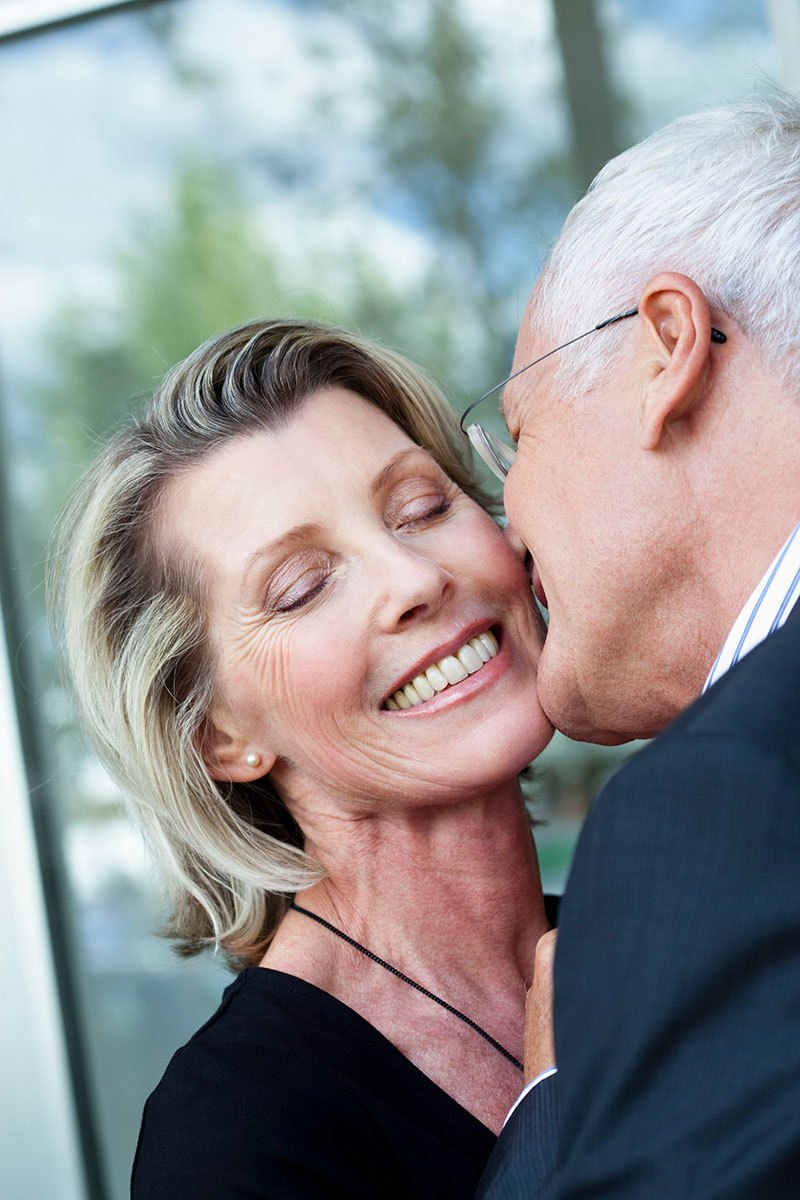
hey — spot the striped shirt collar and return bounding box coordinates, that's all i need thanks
[704,521,800,692]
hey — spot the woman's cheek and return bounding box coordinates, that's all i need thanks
[459,511,530,591]
[266,619,365,741]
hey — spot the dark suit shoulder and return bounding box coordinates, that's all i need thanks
[553,614,800,1198]
[575,621,800,919]
[590,609,800,819]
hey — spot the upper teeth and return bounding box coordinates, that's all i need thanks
[384,630,499,710]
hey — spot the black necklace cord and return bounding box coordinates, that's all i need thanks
[290,900,523,1072]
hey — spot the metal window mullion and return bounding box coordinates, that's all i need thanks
[0,0,176,46]
[764,0,800,91]
[0,380,107,1198]
[0,579,86,1198]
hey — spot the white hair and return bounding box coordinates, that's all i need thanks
[533,90,800,394]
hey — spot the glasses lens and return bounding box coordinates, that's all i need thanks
[466,424,516,482]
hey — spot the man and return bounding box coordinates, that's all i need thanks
[474,93,800,1197]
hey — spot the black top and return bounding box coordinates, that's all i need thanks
[131,967,497,1199]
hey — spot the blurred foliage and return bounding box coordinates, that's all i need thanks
[330,0,576,351]
[15,0,621,824]
[21,0,575,546]
[21,165,289,549]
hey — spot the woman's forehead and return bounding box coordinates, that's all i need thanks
[154,388,423,572]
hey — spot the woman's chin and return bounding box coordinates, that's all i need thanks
[447,713,555,796]
[504,715,555,776]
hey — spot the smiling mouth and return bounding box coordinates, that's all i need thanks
[383,629,499,710]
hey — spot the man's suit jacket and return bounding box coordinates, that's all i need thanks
[479,599,800,1198]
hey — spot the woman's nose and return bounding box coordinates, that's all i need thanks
[373,541,453,631]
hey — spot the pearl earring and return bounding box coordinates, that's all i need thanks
[244,752,261,768]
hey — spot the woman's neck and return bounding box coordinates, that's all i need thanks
[264,779,550,1134]
[286,779,548,997]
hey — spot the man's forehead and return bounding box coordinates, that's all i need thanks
[501,308,549,427]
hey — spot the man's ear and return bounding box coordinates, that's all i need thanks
[200,718,277,784]
[636,272,714,451]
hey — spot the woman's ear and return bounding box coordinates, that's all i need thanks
[636,273,714,451]
[200,719,277,783]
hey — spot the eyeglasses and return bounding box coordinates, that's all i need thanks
[459,307,727,482]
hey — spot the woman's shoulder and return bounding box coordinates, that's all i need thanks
[131,969,376,1197]
[132,967,495,1199]
[169,966,403,1077]
[137,968,370,1120]
[180,966,349,1045]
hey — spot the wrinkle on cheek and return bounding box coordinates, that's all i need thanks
[213,610,288,735]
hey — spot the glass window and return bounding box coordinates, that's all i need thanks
[0,2,787,1194]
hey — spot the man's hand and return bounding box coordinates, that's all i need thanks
[524,929,557,1084]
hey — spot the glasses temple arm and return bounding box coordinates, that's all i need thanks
[459,308,724,433]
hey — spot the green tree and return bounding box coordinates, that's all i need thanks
[322,0,576,384]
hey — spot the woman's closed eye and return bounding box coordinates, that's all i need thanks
[264,482,455,614]
[267,560,332,613]
[388,479,457,529]
[397,496,451,526]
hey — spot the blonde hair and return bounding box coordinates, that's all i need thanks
[49,319,495,970]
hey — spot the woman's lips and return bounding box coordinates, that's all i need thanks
[381,626,510,715]
[383,628,499,710]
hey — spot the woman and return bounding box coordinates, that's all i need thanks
[49,319,556,1199]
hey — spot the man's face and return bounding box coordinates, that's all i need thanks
[502,290,706,744]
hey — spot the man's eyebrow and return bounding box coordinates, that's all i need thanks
[500,386,514,428]
[369,447,431,498]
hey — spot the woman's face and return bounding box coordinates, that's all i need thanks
[160,387,552,814]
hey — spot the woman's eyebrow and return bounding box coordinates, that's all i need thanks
[240,449,431,596]
[369,447,431,498]
[241,524,321,592]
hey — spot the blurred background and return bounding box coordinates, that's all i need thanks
[0,1,796,1195]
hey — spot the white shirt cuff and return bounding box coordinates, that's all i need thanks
[503,1066,558,1128]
